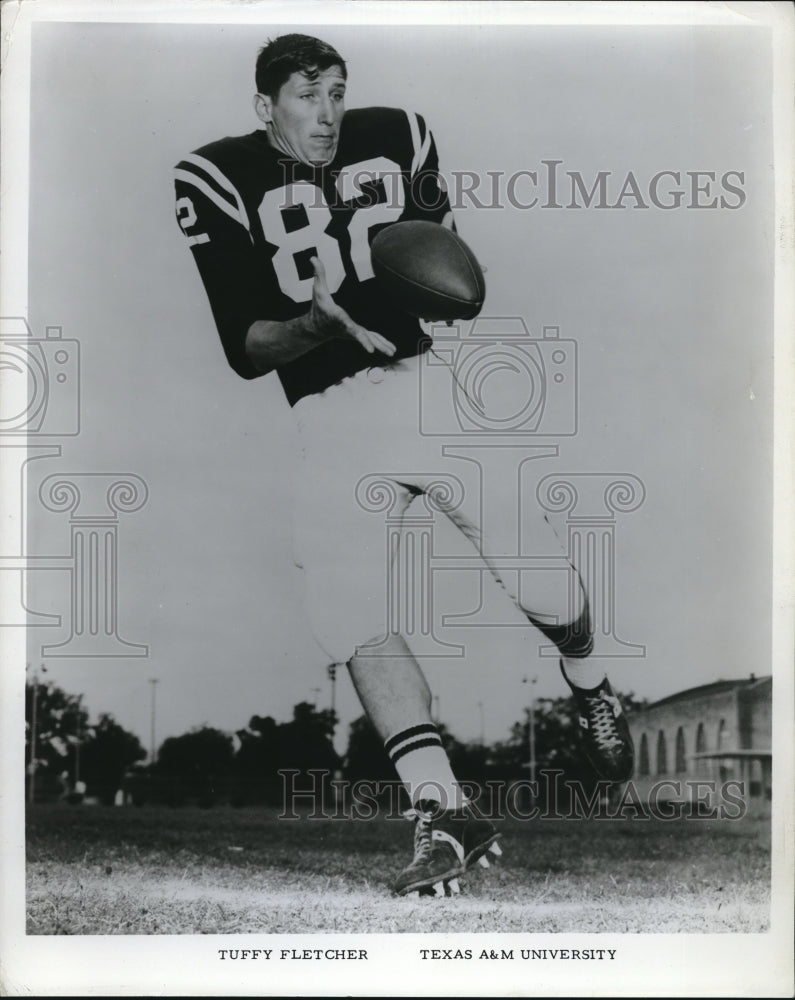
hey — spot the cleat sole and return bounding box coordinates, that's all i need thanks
[463,834,503,872]
[395,865,462,897]
[463,832,502,870]
[403,878,462,899]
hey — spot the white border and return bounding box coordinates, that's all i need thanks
[1,1,793,996]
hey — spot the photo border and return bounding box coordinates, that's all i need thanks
[1,1,792,996]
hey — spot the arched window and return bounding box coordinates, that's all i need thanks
[639,733,650,776]
[695,721,707,775]
[656,730,667,775]
[675,726,687,773]
[717,718,733,781]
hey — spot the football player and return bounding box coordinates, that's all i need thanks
[174,33,633,897]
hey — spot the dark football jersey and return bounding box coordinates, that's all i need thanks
[174,107,451,405]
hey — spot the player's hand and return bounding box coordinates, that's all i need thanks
[309,257,397,357]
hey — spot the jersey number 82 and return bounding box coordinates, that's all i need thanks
[260,156,403,303]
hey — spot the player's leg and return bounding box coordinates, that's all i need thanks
[514,509,633,781]
[294,447,499,894]
[349,634,462,896]
[294,372,502,894]
[428,479,633,782]
[348,632,462,811]
[349,628,502,895]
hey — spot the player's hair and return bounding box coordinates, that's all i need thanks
[255,34,347,98]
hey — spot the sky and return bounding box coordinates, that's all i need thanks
[15,20,775,755]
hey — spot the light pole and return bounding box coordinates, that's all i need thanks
[477,700,485,746]
[148,678,159,765]
[28,666,39,805]
[73,699,81,785]
[523,675,538,785]
[27,663,47,806]
[327,664,337,717]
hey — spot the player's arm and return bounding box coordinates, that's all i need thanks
[175,170,394,379]
[245,258,396,372]
[175,174,275,378]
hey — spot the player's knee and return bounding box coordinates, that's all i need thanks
[352,632,408,660]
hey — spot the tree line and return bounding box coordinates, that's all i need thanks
[25,679,646,808]
[25,679,147,805]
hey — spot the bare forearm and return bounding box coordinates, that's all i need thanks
[245,256,396,374]
[245,315,328,372]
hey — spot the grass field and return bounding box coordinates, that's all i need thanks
[26,804,770,935]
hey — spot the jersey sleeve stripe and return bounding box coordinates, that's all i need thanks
[176,159,237,210]
[413,128,432,176]
[181,152,250,228]
[407,111,422,175]
[174,168,251,234]
[183,153,245,203]
[174,157,240,216]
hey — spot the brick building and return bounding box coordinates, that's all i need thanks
[627,675,772,811]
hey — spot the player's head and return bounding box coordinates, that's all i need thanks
[255,34,347,99]
[253,34,347,167]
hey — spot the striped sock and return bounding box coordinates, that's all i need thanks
[384,723,465,811]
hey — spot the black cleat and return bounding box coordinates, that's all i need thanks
[562,666,635,782]
[457,810,502,871]
[393,801,461,897]
[393,800,503,896]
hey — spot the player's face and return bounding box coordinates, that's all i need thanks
[258,66,346,166]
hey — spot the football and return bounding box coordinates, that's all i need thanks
[370,221,486,322]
